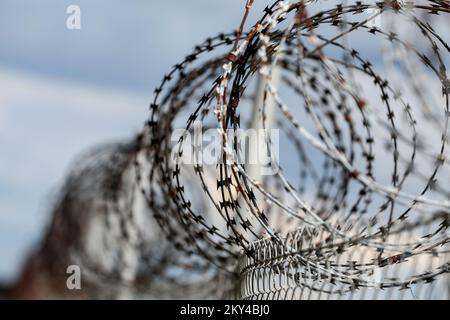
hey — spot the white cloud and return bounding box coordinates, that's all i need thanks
[0,67,149,281]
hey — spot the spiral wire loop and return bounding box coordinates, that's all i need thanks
[14,0,450,299]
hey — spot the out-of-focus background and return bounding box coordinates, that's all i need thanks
[0,0,273,285]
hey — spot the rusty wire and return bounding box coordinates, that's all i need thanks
[139,0,450,299]
[9,0,450,299]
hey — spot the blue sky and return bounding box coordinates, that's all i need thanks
[0,0,271,93]
[0,0,273,283]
